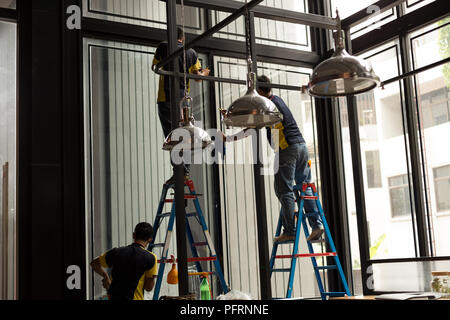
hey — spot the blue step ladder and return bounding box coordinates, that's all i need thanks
[269,182,351,300]
[148,178,230,300]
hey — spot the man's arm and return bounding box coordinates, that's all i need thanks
[144,277,156,292]
[90,257,111,290]
[143,252,158,292]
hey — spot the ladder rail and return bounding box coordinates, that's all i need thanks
[269,182,352,300]
[151,180,229,300]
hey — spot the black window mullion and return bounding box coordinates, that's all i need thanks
[398,30,432,257]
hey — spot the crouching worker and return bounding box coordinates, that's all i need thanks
[90,222,158,300]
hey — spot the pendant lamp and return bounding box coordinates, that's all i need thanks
[308,11,380,97]
[223,66,283,128]
[222,8,283,129]
[163,96,212,151]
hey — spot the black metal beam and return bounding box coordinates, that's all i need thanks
[0,7,17,21]
[162,0,338,29]
[341,0,407,29]
[381,57,450,87]
[398,33,430,257]
[154,0,265,73]
[81,18,320,68]
[351,0,450,55]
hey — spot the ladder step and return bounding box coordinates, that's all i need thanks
[315,265,338,270]
[323,292,346,297]
[158,212,197,218]
[160,256,218,264]
[308,239,326,244]
[275,252,337,259]
[192,242,208,247]
[272,268,292,273]
[158,212,172,218]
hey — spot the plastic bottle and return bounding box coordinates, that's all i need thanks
[200,277,211,300]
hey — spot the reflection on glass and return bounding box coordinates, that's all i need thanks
[410,19,450,256]
[211,0,310,50]
[0,0,15,9]
[214,56,320,298]
[0,20,16,300]
[84,0,204,34]
[84,39,213,299]
[340,41,417,265]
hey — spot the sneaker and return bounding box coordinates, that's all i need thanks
[273,233,296,243]
[307,227,324,242]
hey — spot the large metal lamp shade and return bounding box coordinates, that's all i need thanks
[308,14,380,97]
[163,97,212,151]
[308,47,380,97]
[223,72,283,128]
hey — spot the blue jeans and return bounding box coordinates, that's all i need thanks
[274,143,323,236]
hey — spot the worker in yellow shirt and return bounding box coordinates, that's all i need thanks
[90,222,158,300]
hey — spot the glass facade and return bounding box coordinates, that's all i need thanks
[0,20,16,300]
[214,56,321,299]
[340,41,418,262]
[0,0,15,9]
[83,0,205,33]
[211,0,311,50]
[410,18,450,256]
[330,0,398,39]
[83,39,215,299]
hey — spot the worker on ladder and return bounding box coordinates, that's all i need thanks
[257,75,324,243]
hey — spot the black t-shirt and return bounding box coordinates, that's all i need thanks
[99,243,158,300]
[153,41,202,102]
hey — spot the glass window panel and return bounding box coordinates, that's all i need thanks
[210,0,311,51]
[83,39,214,299]
[330,0,398,39]
[339,40,417,262]
[214,56,320,298]
[0,0,15,9]
[410,18,450,256]
[404,0,436,14]
[0,20,16,300]
[83,0,205,34]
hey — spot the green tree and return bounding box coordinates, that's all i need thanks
[438,17,450,88]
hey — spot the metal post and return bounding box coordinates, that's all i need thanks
[344,28,372,295]
[166,0,189,296]
[2,162,9,299]
[247,11,272,300]
[398,33,430,257]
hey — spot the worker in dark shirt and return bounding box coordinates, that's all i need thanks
[152,27,210,185]
[90,222,158,300]
[257,75,324,243]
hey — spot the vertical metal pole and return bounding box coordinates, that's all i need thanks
[344,28,372,295]
[247,11,272,300]
[398,33,430,257]
[166,0,189,296]
[2,162,9,299]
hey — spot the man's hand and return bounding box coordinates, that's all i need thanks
[102,276,111,290]
[193,68,210,82]
[199,68,210,77]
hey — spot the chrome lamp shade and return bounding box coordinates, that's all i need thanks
[163,98,212,151]
[223,72,283,128]
[308,47,380,97]
[163,122,212,151]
